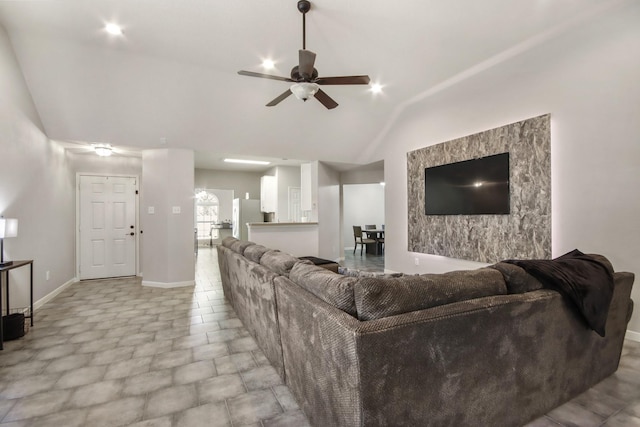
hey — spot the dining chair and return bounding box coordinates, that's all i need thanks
[353,226,376,256]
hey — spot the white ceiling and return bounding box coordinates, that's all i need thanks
[0,0,614,171]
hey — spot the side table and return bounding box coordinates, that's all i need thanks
[0,260,34,350]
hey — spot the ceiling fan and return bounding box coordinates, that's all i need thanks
[238,0,371,110]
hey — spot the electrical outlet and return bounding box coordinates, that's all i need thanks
[414,258,419,266]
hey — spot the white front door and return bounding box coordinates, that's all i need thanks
[79,175,137,280]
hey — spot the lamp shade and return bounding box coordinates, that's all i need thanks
[0,218,18,238]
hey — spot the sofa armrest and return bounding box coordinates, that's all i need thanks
[275,276,362,427]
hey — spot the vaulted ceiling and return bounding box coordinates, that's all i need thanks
[0,0,618,170]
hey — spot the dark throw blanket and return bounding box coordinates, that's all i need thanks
[505,249,614,336]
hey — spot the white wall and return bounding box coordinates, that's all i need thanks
[275,166,301,223]
[194,168,261,201]
[0,23,76,307]
[369,2,640,333]
[141,149,195,286]
[68,152,142,177]
[317,162,341,261]
[343,184,385,250]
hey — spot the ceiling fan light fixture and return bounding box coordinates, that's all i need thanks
[290,82,319,101]
[94,144,113,157]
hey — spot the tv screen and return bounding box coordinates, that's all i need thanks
[424,152,510,215]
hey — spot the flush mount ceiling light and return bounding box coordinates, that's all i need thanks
[94,144,113,157]
[223,158,270,165]
[105,23,123,36]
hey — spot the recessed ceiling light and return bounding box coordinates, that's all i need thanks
[224,158,271,165]
[105,23,123,36]
[370,83,383,94]
[261,59,275,70]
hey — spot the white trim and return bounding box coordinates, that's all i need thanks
[141,280,195,288]
[33,277,77,311]
[625,330,640,342]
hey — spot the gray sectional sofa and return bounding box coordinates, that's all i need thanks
[217,237,635,427]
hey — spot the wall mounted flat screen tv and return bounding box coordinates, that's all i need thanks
[424,152,510,215]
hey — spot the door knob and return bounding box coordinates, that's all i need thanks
[130,232,135,236]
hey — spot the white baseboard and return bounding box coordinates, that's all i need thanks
[33,277,77,311]
[141,280,195,288]
[626,330,640,342]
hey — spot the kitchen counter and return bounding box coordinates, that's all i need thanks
[247,222,319,256]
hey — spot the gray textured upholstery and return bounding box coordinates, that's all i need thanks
[354,268,507,321]
[244,244,270,264]
[217,242,635,427]
[230,239,255,255]
[276,272,634,427]
[490,261,545,293]
[217,245,234,308]
[260,249,306,278]
[289,262,358,317]
[216,244,285,378]
[221,236,237,249]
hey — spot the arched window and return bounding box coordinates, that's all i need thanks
[195,189,219,245]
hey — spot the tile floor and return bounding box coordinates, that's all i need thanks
[0,247,638,427]
[340,249,385,272]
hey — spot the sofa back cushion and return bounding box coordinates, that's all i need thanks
[221,236,238,249]
[490,262,545,294]
[289,262,357,317]
[244,244,270,264]
[260,250,305,277]
[354,268,508,321]
[230,240,255,255]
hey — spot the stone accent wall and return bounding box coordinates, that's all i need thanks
[407,114,551,263]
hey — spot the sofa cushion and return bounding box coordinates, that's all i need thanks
[221,236,238,249]
[230,240,255,255]
[244,244,270,264]
[489,262,544,294]
[354,268,508,321]
[289,262,358,317]
[260,250,306,277]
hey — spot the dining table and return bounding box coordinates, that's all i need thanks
[364,229,385,255]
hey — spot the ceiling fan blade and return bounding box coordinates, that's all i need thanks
[298,50,316,78]
[238,70,294,82]
[266,89,293,107]
[314,89,338,110]
[315,75,371,85]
